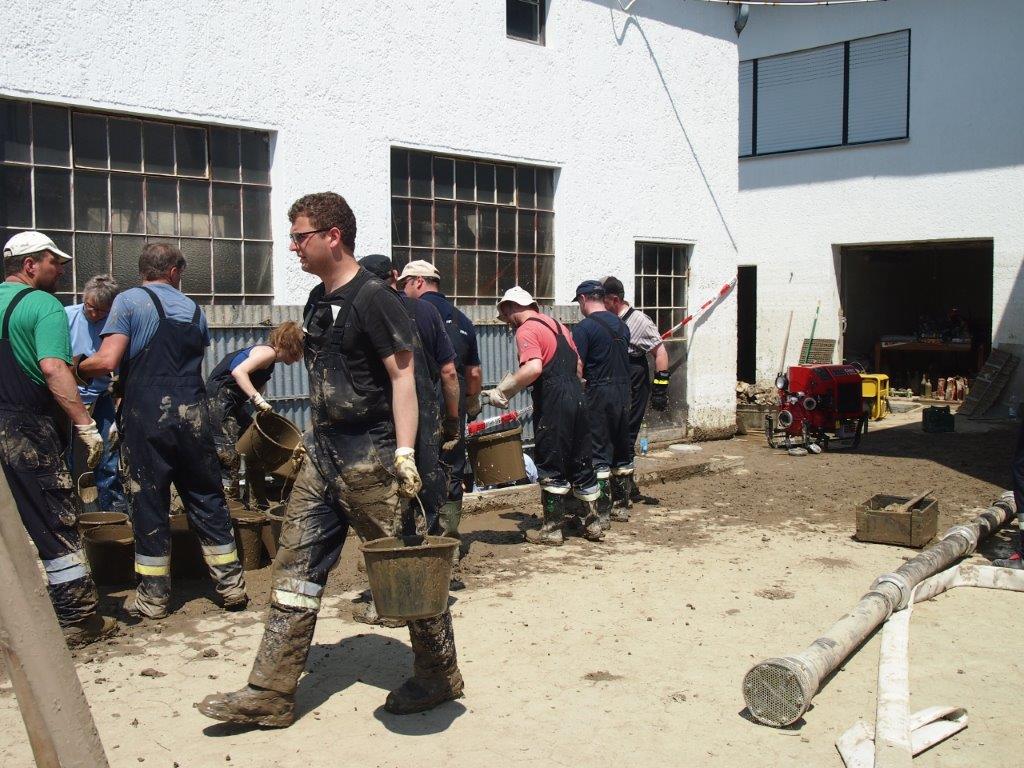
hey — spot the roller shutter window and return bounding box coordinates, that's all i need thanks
[739,60,754,157]
[847,30,910,143]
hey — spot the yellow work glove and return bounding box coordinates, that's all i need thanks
[74,420,105,469]
[441,415,462,452]
[393,448,422,498]
[465,392,482,419]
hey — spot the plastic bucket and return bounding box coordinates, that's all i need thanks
[467,426,527,486]
[236,411,302,475]
[231,509,265,571]
[360,535,458,620]
[261,504,286,561]
[79,510,129,530]
[84,524,134,586]
[169,513,208,579]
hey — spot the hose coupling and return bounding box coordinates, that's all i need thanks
[941,524,978,553]
[871,572,912,611]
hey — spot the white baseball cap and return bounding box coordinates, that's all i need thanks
[3,231,72,263]
[495,286,538,319]
[397,259,440,282]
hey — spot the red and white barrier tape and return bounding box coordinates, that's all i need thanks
[660,277,737,339]
[466,405,534,436]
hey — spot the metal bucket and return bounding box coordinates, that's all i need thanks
[78,510,129,530]
[261,504,286,561]
[169,513,208,579]
[236,411,302,476]
[83,524,134,586]
[231,509,265,570]
[360,535,458,620]
[467,426,527,486]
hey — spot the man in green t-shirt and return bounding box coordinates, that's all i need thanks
[0,231,113,647]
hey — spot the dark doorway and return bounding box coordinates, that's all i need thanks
[737,265,757,383]
[839,240,993,391]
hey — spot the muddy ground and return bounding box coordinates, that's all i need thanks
[1,412,1020,767]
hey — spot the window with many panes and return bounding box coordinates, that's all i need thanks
[390,148,555,304]
[507,0,545,44]
[634,242,688,336]
[0,97,273,304]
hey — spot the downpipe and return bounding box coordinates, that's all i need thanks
[742,492,1015,727]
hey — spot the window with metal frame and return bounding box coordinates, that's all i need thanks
[507,0,545,45]
[0,97,274,305]
[634,242,688,337]
[739,29,910,158]
[390,148,556,304]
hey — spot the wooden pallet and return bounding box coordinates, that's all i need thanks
[799,338,837,365]
[959,348,1019,418]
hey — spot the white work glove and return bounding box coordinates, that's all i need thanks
[465,392,482,419]
[393,448,422,498]
[250,393,273,413]
[107,422,121,452]
[481,372,520,410]
[482,388,510,409]
[74,420,104,469]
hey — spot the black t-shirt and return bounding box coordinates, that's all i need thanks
[304,271,415,418]
[572,311,631,383]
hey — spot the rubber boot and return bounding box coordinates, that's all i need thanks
[440,500,463,566]
[207,559,250,611]
[126,574,171,619]
[994,551,1024,569]
[62,613,118,648]
[385,610,464,714]
[526,486,566,546]
[595,469,612,530]
[352,591,406,628]
[197,605,316,727]
[577,498,605,542]
[610,474,632,522]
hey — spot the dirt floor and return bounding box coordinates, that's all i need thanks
[0,411,1020,767]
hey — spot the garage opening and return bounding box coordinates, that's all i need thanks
[839,240,993,394]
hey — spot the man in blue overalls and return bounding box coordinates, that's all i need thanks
[198,193,462,728]
[79,243,248,619]
[571,280,633,528]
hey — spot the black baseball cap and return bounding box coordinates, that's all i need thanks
[359,254,393,281]
[574,279,606,299]
[601,276,625,298]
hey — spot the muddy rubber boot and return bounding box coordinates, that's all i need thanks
[352,590,406,628]
[526,486,566,546]
[994,552,1024,569]
[126,574,171,620]
[595,469,612,530]
[196,685,295,728]
[198,604,316,727]
[62,613,118,648]
[578,499,605,542]
[385,611,464,715]
[207,559,250,611]
[610,474,632,522]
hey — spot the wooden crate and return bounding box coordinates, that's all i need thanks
[855,494,938,548]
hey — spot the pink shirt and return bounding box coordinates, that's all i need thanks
[515,314,579,367]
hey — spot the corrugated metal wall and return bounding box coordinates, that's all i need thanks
[203,303,682,443]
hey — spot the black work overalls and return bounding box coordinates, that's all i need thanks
[524,316,596,495]
[431,294,471,502]
[120,287,239,604]
[623,308,651,461]
[585,313,633,471]
[0,286,97,625]
[206,347,276,498]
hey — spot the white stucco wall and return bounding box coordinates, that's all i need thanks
[737,0,1024,395]
[0,0,741,432]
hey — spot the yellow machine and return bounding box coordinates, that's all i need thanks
[860,373,890,420]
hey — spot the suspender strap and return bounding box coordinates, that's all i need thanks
[622,307,635,323]
[1,287,37,340]
[524,315,568,343]
[589,312,624,343]
[324,269,374,353]
[140,286,167,320]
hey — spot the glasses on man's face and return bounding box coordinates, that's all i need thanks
[289,228,330,246]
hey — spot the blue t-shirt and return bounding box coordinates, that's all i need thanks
[101,283,210,360]
[419,291,481,367]
[572,311,631,380]
[404,296,456,370]
[66,304,112,404]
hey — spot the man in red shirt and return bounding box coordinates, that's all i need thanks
[483,287,603,545]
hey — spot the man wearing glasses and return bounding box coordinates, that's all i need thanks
[79,244,248,620]
[199,192,463,727]
[66,274,126,515]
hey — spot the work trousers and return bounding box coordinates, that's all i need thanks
[0,409,98,626]
[250,424,459,694]
[83,394,126,512]
[626,360,651,463]
[439,396,468,503]
[533,387,598,497]
[586,381,633,471]
[122,396,243,609]
[209,390,269,509]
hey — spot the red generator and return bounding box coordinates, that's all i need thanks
[765,364,868,451]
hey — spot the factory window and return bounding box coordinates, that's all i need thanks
[739,29,909,157]
[507,0,545,45]
[390,148,556,304]
[0,97,273,305]
[634,242,688,337]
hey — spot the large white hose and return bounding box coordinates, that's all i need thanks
[837,564,1024,767]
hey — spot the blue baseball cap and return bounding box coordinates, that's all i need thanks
[574,279,606,299]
